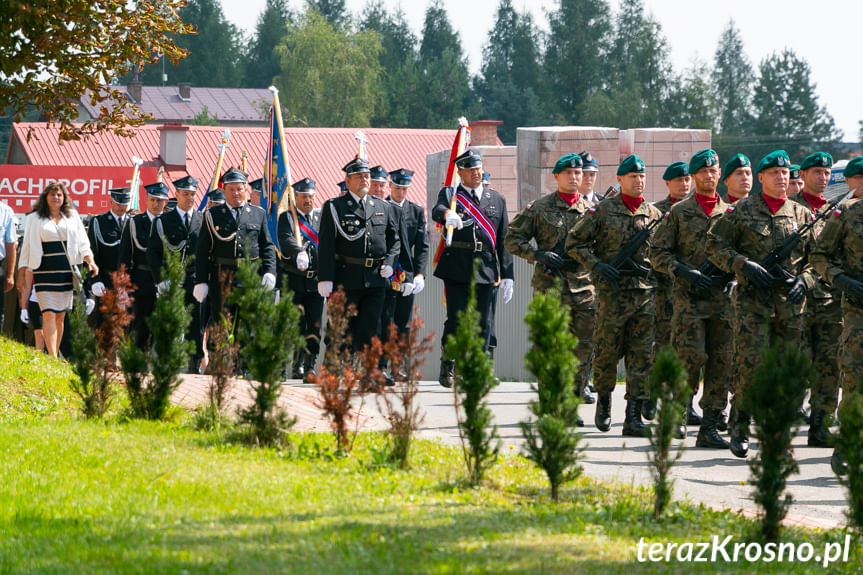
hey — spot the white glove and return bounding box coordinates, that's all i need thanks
[401,282,415,297]
[274,289,281,305]
[261,272,276,291]
[156,280,171,297]
[412,275,425,294]
[501,278,514,304]
[193,283,209,303]
[85,298,96,315]
[380,264,394,278]
[20,309,29,324]
[444,210,463,230]
[296,251,310,271]
[317,281,333,299]
[91,282,106,297]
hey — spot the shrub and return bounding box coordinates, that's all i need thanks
[836,380,863,536]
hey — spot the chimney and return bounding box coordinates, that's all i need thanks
[127,81,142,104]
[178,82,191,101]
[158,122,189,167]
[471,120,503,146]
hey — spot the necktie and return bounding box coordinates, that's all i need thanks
[234,207,241,222]
[184,212,190,229]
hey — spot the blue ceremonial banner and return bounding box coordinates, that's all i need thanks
[264,105,292,244]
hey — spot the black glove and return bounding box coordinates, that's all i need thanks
[673,263,713,292]
[833,273,863,300]
[536,251,563,270]
[741,260,774,289]
[594,262,621,285]
[786,275,806,304]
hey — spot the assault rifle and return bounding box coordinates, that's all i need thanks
[600,213,665,290]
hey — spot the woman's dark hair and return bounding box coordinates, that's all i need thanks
[34,182,73,218]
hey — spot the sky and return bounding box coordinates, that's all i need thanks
[220,0,862,141]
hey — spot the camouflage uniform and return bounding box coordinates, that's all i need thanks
[810,198,863,402]
[650,195,733,413]
[790,191,843,417]
[705,192,816,410]
[506,192,595,393]
[651,196,676,354]
[566,195,662,402]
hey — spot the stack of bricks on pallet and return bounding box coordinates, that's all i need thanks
[424,146,519,218]
[516,126,620,211]
[619,128,712,203]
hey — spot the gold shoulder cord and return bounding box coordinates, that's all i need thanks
[206,209,238,242]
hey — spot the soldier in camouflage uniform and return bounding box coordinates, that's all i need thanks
[651,150,733,448]
[706,150,816,458]
[652,162,695,423]
[567,154,662,437]
[721,154,753,205]
[792,152,842,446]
[788,164,804,195]
[506,153,596,419]
[810,155,863,474]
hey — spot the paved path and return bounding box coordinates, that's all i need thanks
[172,376,847,530]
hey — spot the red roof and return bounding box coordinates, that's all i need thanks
[10,123,457,210]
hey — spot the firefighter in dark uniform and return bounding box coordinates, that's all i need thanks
[317,157,401,354]
[88,187,131,324]
[193,167,278,323]
[277,177,324,382]
[432,149,515,388]
[384,168,428,337]
[148,175,204,373]
[119,181,168,348]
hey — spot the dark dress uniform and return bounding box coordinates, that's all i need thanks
[431,179,514,380]
[278,205,324,378]
[318,190,401,352]
[147,206,204,368]
[87,188,129,328]
[119,211,158,348]
[195,201,277,320]
[383,196,427,336]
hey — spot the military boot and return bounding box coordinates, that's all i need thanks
[696,408,730,449]
[686,395,702,426]
[716,409,729,432]
[579,381,596,404]
[831,447,848,477]
[729,409,750,458]
[292,350,306,379]
[641,398,657,421]
[622,399,647,437]
[807,409,833,447]
[439,359,455,388]
[595,392,612,432]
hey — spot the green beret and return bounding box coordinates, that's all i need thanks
[662,161,689,181]
[553,153,583,174]
[789,165,801,180]
[617,154,646,176]
[800,152,833,171]
[721,154,750,181]
[756,150,791,174]
[688,149,718,175]
[844,156,863,178]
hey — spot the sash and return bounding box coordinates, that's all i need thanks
[455,191,496,250]
[297,217,318,248]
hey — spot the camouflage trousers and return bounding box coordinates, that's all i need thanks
[653,284,673,358]
[593,288,655,400]
[670,294,733,411]
[732,289,804,409]
[840,304,863,405]
[800,299,843,414]
[560,289,596,395]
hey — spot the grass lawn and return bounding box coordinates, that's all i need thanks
[0,337,859,574]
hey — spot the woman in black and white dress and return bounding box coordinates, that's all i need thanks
[18,183,98,357]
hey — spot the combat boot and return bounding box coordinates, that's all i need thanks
[831,448,847,477]
[595,392,612,432]
[716,409,728,432]
[729,409,750,458]
[580,382,596,404]
[686,395,702,426]
[439,359,455,388]
[641,398,656,421]
[807,409,833,447]
[622,399,647,437]
[696,409,730,449]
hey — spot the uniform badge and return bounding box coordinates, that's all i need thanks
[588,207,596,214]
[726,206,735,213]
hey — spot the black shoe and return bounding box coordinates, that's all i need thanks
[696,409,730,449]
[797,407,810,425]
[641,398,656,421]
[716,409,728,432]
[831,448,848,476]
[439,359,455,389]
[807,409,833,447]
[382,369,396,387]
[595,392,612,432]
[686,397,702,426]
[576,415,585,427]
[622,399,647,437]
[729,409,750,458]
[580,386,596,404]
[588,382,596,393]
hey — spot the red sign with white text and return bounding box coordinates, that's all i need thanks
[0,165,159,215]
